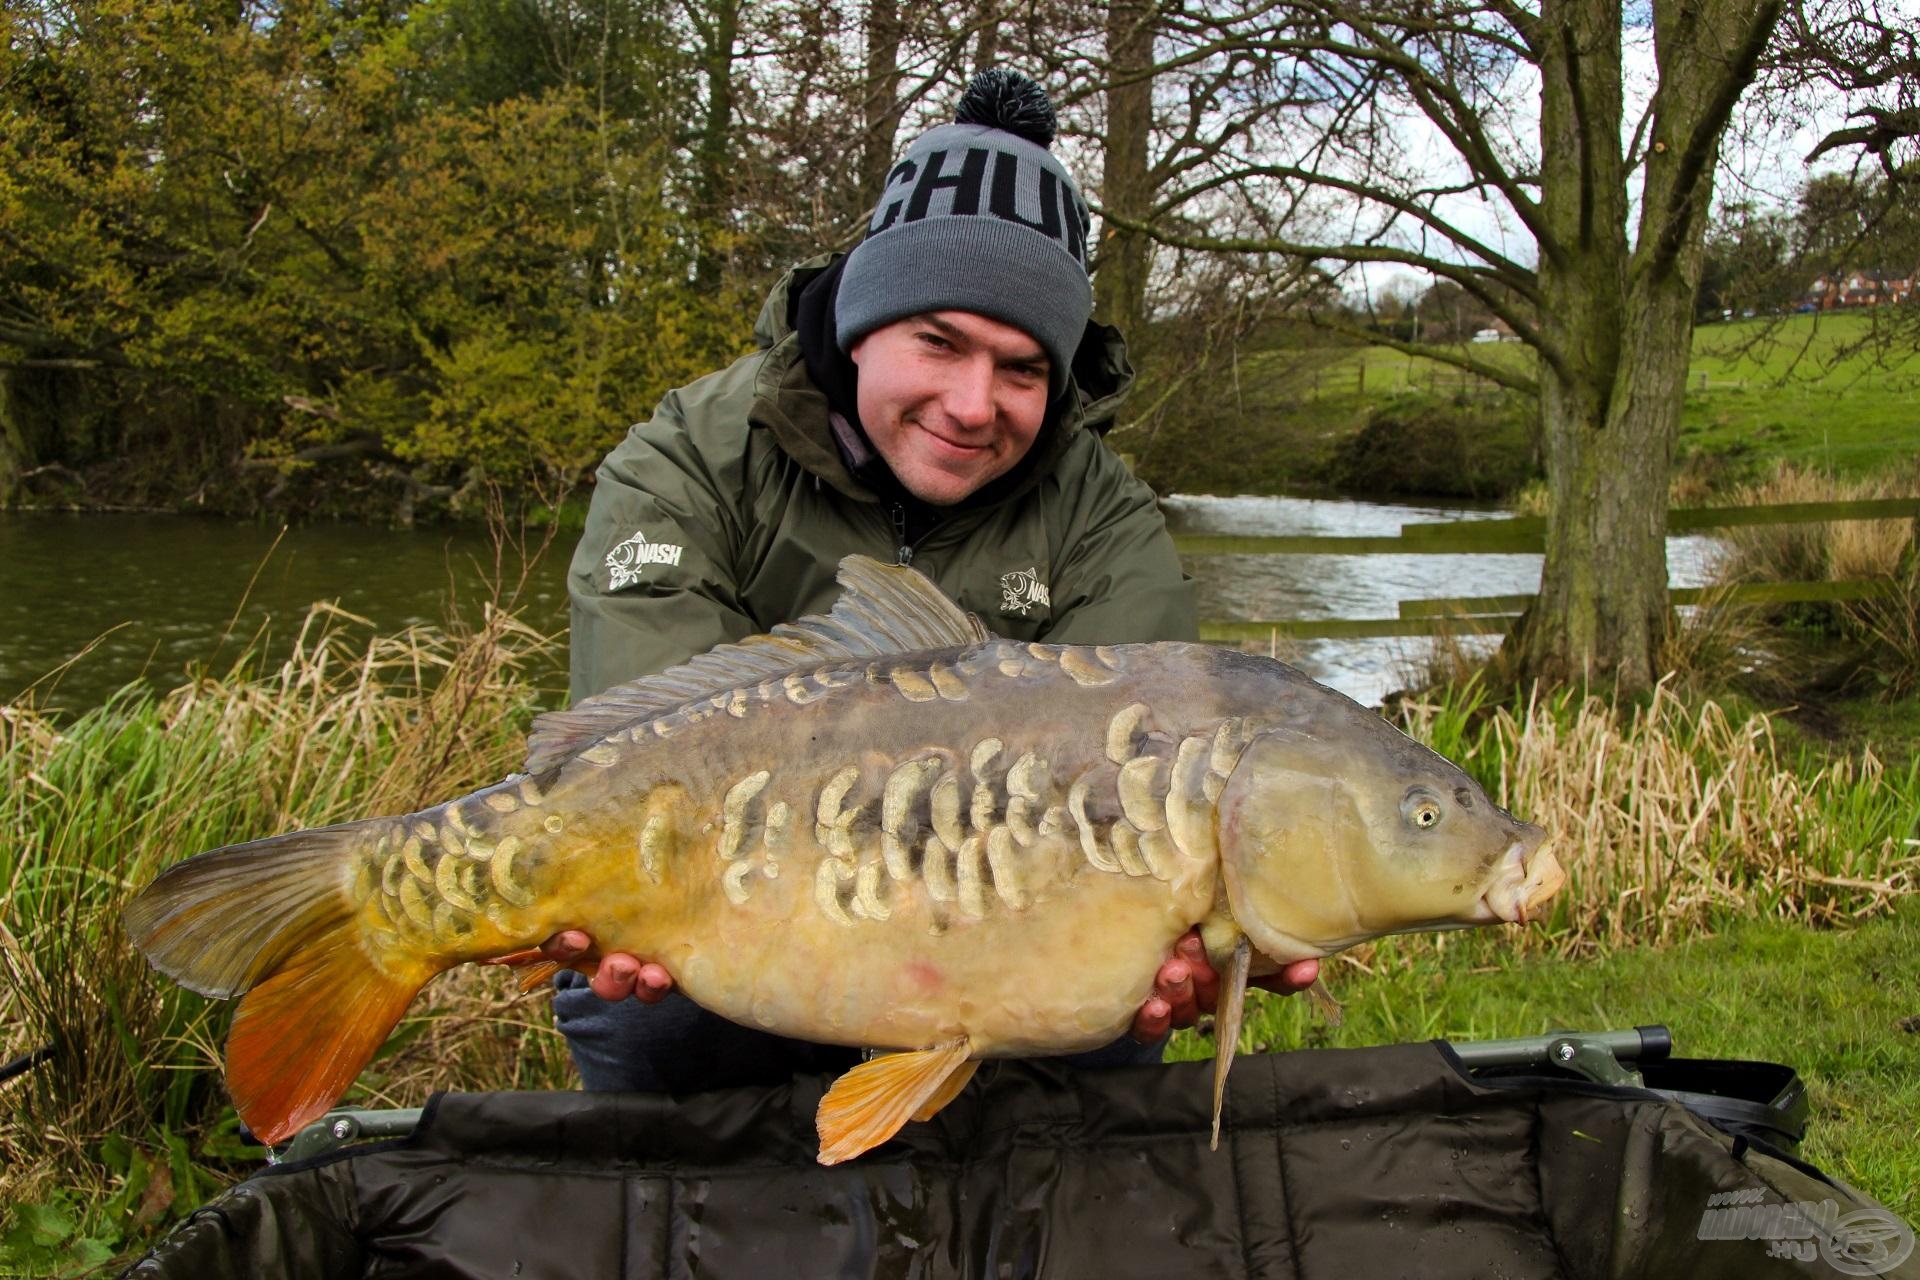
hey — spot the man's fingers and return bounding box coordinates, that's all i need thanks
[1131,997,1173,1044]
[1154,958,1199,1028]
[633,962,675,1004]
[1178,933,1220,1013]
[1251,957,1320,996]
[589,953,639,1002]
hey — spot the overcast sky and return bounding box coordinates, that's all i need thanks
[1346,16,1912,299]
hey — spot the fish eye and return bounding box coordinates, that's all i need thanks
[1402,789,1444,830]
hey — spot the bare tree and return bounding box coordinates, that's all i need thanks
[1088,0,1915,692]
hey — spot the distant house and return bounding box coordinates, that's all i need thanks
[1804,268,1917,311]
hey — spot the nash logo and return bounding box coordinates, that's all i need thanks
[999,567,1050,617]
[605,529,685,591]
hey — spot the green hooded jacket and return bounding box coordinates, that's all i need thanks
[567,259,1197,702]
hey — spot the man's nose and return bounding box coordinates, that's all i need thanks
[942,359,996,429]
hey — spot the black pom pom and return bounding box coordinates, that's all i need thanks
[955,69,1057,149]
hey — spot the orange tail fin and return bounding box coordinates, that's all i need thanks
[124,819,440,1145]
[227,938,431,1144]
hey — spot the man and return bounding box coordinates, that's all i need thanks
[542,70,1316,1093]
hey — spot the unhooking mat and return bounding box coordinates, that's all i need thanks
[123,1041,1918,1279]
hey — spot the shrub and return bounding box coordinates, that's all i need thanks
[1323,393,1538,499]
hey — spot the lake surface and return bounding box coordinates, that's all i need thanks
[0,501,1722,712]
[1161,494,1720,704]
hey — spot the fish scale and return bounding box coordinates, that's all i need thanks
[125,555,1565,1165]
[629,645,1223,929]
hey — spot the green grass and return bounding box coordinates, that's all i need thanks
[0,606,564,1274]
[1170,898,1920,1219]
[1682,314,1920,478]
[1827,694,1920,770]
[1209,312,1919,493]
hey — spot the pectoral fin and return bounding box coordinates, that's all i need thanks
[1210,934,1252,1151]
[816,1038,972,1165]
[1307,976,1344,1027]
[480,946,585,994]
[911,1058,981,1122]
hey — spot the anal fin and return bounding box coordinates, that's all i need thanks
[1211,935,1252,1151]
[816,1039,971,1166]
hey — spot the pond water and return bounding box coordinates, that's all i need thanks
[0,500,1722,713]
[1163,494,1721,705]
[0,513,572,714]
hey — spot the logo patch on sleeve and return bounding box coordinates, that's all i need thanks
[605,529,685,591]
[998,567,1050,617]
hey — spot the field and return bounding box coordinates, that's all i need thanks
[1148,311,1920,496]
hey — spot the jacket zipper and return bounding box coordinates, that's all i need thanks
[890,503,914,566]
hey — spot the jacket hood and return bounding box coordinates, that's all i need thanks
[748,256,1136,506]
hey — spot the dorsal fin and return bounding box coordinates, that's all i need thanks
[524,555,992,773]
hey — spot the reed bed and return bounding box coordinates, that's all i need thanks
[1711,461,1920,697]
[1392,678,1920,960]
[0,603,567,1265]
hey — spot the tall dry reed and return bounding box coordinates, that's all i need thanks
[1710,461,1920,696]
[1393,679,1920,958]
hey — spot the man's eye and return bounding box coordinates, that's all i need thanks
[917,332,952,350]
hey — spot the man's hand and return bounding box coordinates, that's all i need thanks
[1128,929,1319,1043]
[540,931,675,1004]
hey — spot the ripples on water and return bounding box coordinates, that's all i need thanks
[2,499,1722,712]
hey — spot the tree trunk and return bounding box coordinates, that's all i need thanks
[0,368,25,506]
[859,0,906,202]
[1092,0,1155,337]
[1523,293,1687,692]
[1515,0,1777,693]
[971,0,1001,75]
[692,0,741,293]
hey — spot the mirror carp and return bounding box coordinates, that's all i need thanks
[126,556,1564,1164]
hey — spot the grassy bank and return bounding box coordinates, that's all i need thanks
[4,611,1918,1269]
[1136,311,1919,497]
[0,606,570,1274]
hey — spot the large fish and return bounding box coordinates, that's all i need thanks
[126,557,1565,1164]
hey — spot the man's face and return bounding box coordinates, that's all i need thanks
[848,311,1052,506]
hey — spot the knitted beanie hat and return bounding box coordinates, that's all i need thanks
[835,70,1093,398]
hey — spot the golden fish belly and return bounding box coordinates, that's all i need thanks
[676,836,1209,1056]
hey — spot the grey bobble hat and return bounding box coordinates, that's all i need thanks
[835,70,1093,398]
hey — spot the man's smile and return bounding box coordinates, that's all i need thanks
[910,418,990,455]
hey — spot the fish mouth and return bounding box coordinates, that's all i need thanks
[1477,837,1567,926]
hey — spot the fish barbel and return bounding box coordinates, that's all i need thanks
[126,557,1565,1164]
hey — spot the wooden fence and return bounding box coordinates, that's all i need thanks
[1178,496,1920,642]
